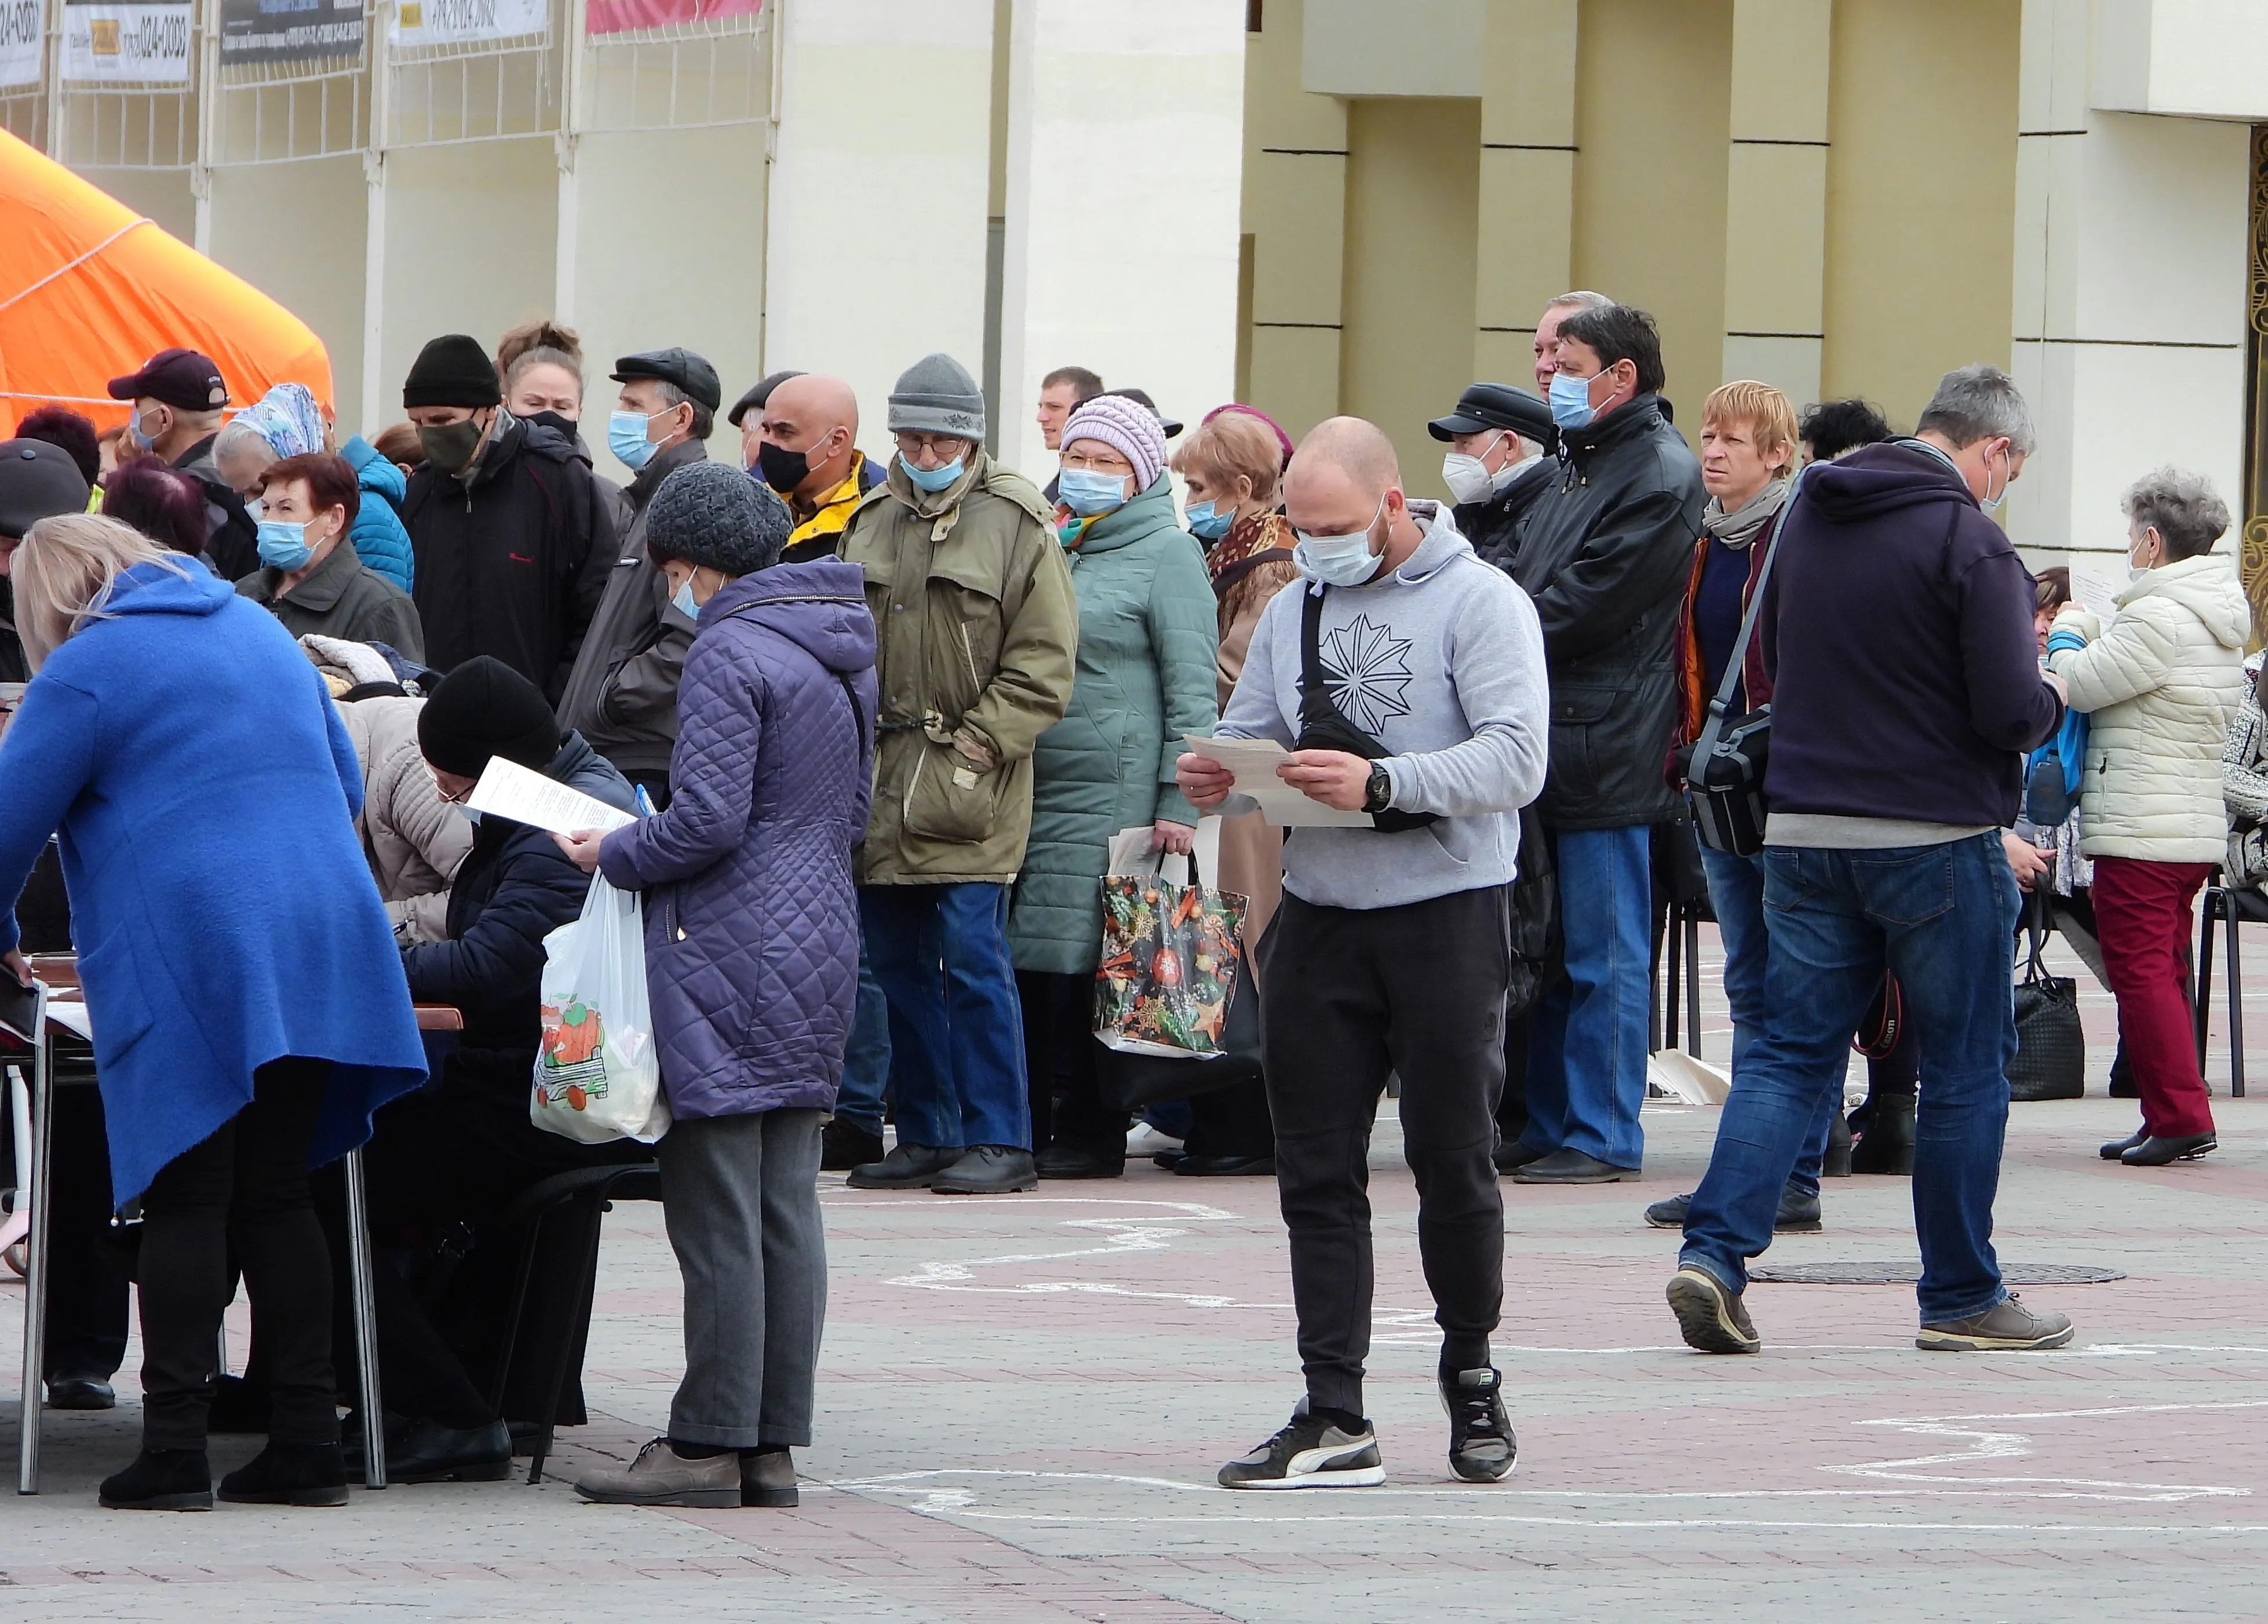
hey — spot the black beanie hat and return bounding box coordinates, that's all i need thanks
[403,334,502,410]
[417,656,561,779]
[646,462,790,578]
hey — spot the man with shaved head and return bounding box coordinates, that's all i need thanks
[1179,414,1549,1491]
[754,373,885,565]
[556,345,719,806]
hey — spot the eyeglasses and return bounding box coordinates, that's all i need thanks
[892,431,968,461]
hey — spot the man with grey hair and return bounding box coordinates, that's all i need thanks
[1532,289,1611,393]
[1668,362,2077,1357]
[839,353,1078,1197]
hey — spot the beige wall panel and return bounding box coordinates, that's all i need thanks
[1730,0,1830,140]
[1475,1,1575,373]
[1481,0,1575,144]
[1473,329,1543,392]
[1722,144,1825,337]
[1244,0,1347,174]
[567,125,768,469]
[1247,324,1341,444]
[207,156,366,428]
[1249,151,1347,326]
[1571,0,1734,411]
[1821,0,2021,426]
[1340,97,1480,500]
[1476,149,1574,335]
[1303,0,1484,97]
[1722,334,1821,410]
[82,169,195,244]
[377,138,559,425]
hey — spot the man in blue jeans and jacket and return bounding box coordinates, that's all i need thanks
[1505,301,1706,1183]
[1667,364,2077,1355]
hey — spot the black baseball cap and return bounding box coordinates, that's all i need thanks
[727,369,805,429]
[1428,382,1554,444]
[107,348,229,412]
[611,348,722,414]
[0,439,91,540]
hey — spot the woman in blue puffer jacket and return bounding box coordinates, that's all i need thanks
[213,384,415,594]
[556,463,876,1512]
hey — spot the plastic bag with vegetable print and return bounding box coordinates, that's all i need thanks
[532,871,670,1144]
[1093,853,1249,1059]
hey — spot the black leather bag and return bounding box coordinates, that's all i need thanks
[2008,889,2085,1102]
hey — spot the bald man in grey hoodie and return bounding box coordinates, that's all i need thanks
[1179,416,1549,1493]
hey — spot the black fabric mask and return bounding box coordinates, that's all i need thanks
[522,410,579,440]
[756,438,810,495]
[418,417,486,475]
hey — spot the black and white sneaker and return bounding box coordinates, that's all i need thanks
[1217,1400,1384,1490]
[1440,1367,1517,1482]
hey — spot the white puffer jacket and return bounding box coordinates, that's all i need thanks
[2048,553,2251,863]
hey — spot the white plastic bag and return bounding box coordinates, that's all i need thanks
[531,873,670,1144]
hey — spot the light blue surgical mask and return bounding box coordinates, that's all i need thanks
[901,454,965,493]
[1981,444,2012,513]
[1057,466,1129,517]
[608,408,661,471]
[1292,496,1385,588]
[129,408,159,455]
[1184,498,1233,541]
[458,805,482,826]
[256,519,313,572]
[1548,370,1598,430]
[672,579,700,621]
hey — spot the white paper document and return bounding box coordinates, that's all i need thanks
[468,756,636,838]
[1182,735,1372,828]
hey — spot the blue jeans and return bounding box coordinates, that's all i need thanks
[1525,824,1652,1169]
[858,883,1031,1152]
[830,955,892,1136]
[1696,845,1836,1197]
[1680,834,2021,1324]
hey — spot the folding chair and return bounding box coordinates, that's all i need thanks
[2196,875,2265,1099]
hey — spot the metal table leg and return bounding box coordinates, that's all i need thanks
[18,987,50,1495]
[342,1145,386,1489]
[2229,903,2246,1100]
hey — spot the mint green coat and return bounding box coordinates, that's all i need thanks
[1007,473,1220,975]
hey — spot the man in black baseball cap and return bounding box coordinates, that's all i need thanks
[0,437,93,681]
[1427,382,1556,571]
[107,348,261,579]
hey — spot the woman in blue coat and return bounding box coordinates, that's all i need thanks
[0,513,426,1511]
[556,465,876,1510]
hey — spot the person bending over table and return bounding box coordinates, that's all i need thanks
[334,655,646,1486]
[0,513,425,1511]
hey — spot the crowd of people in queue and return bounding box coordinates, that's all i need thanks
[0,278,2252,1508]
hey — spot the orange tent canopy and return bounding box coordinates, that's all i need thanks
[0,127,331,437]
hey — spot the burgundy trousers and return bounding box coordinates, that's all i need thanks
[2090,856,2216,1138]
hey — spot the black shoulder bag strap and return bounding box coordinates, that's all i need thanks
[1689,467,1807,774]
[1293,585,1437,833]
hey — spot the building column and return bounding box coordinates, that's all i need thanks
[763,0,995,466]
[992,0,1246,484]
[1720,0,1829,408]
[1237,0,1344,444]
[1474,0,1576,389]
[2006,0,2249,574]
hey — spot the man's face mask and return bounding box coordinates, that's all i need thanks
[419,415,485,474]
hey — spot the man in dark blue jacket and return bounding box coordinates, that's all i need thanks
[1668,364,2076,1358]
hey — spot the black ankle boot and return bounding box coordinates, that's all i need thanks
[220,1440,350,1506]
[1822,1105,1854,1178]
[1850,1094,1915,1176]
[100,1447,213,1510]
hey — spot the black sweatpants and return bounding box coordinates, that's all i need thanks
[137,1057,336,1450]
[1017,970,1128,1158]
[1259,885,1510,1417]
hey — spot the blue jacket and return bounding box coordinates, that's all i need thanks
[598,560,877,1119]
[0,559,427,1203]
[341,435,416,596]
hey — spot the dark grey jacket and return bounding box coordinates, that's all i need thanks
[1508,394,1705,830]
[235,538,426,663]
[555,437,708,776]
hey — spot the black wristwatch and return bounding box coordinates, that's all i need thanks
[1362,763,1394,815]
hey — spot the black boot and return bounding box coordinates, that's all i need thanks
[819,1119,884,1172]
[99,1447,213,1511]
[1850,1095,1915,1176]
[220,1440,350,1507]
[1822,1105,1854,1178]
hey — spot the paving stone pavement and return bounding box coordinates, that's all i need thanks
[6,925,2268,1622]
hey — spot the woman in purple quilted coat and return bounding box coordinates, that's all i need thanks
[554,462,876,1510]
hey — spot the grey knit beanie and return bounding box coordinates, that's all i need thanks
[887,352,987,440]
[645,461,791,578]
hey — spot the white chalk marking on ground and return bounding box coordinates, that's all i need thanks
[1815,1399,2268,1501]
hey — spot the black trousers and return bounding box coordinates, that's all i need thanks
[1184,1076,1274,1159]
[1260,885,1510,1417]
[137,1057,336,1449]
[43,1081,128,1381]
[1016,970,1128,1157]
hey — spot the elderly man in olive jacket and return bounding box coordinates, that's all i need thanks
[840,352,1078,1198]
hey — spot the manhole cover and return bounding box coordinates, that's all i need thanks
[1748,1261,2125,1286]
